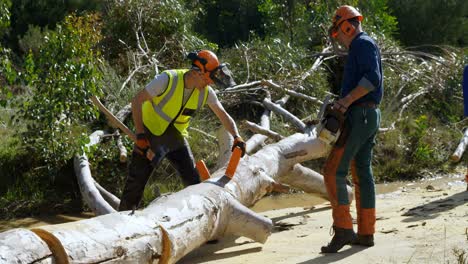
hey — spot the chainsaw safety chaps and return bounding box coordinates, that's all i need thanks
[323,105,380,233]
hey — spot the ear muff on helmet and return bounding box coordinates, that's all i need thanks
[187,51,208,71]
[340,20,356,36]
[330,19,356,38]
[330,5,362,39]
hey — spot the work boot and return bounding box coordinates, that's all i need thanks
[321,226,357,253]
[352,234,374,247]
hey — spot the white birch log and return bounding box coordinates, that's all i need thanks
[28,177,273,263]
[0,229,53,264]
[245,109,271,154]
[280,164,353,201]
[1,127,344,263]
[75,130,117,215]
[94,180,120,210]
[451,128,468,162]
[31,213,169,264]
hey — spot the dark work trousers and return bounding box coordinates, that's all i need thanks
[118,125,201,211]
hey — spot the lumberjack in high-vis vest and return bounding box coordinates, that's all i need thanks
[119,50,247,212]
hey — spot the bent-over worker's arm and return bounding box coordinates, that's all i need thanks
[207,88,240,137]
[132,89,152,135]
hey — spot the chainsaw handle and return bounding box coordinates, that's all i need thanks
[225,147,242,179]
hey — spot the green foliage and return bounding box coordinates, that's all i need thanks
[0,47,15,107]
[258,0,313,46]
[408,115,433,163]
[8,0,102,51]
[18,13,103,178]
[100,0,216,85]
[18,25,50,54]
[102,0,196,59]
[357,0,398,37]
[388,0,468,47]
[193,0,265,47]
[0,0,11,37]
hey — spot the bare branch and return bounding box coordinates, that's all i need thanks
[398,89,428,120]
[244,120,284,141]
[224,80,262,92]
[94,180,120,210]
[262,98,306,132]
[262,80,323,105]
[246,92,274,154]
[301,46,331,81]
[189,127,217,140]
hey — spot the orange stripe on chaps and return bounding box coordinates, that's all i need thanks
[351,160,375,235]
[359,208,376,235]
[323,146,352,229]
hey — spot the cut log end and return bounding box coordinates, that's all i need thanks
[271,182,290,193]
[31,228,69,264]
[450,155,461,162]
[159,225,171,264]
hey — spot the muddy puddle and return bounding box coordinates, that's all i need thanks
[0,173,465,233]
[0,212,94,233]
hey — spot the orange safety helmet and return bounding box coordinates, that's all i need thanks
[187,50,236,88]
[330,5,363,38]
[188,50,220,74]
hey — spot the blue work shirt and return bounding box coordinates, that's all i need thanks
[341,32,383,105]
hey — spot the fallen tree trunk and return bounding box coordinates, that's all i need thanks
[74,130,117,215]
[0,127,341,263]
[451,128,468,162]
[0,228,53,263]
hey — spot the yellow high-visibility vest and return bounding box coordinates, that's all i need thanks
[142,69,209,137]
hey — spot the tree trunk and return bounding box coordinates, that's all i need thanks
[0,229,53,263]
[74,130,117,215]
[451,128,468,162]
[0,128,342,263]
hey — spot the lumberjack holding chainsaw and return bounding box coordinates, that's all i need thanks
[119,50,246,211]
[319,5,383,253]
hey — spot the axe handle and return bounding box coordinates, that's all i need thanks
[91,96,137,142]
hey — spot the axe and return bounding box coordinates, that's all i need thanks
[91,96,215,180]
[90,96,155,160]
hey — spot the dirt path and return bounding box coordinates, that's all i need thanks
[179,174,468,264]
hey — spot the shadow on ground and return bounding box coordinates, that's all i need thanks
[401,190,468,222]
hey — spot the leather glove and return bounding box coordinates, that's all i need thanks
[135,133,150,155]
[232,135,246,157]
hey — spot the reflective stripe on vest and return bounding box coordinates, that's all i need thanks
[142,69,209,136]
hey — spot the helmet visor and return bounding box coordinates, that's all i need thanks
[210,63,236,89]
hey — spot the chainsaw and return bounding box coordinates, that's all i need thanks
[316,97,346,146]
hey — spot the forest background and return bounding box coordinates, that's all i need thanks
[0,0,467,219]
